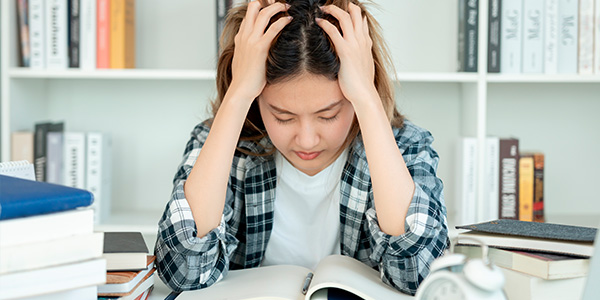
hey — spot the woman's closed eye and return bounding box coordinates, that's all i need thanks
[320,115,339,123]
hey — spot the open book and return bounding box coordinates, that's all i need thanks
[174,255,414,300]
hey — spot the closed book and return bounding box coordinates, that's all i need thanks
[501,0,523,73]
[80,0,97,69]
[577,0,594,74]
[34,122,64,182]
[69,0,81,68]
[498,138,519,220]
[0,258,107,300]
[10,131,34,163]
[544,0,559,74]
[500,266,586,300]
[455,245,590,280]
[98,273,156,300]
[99,256,155,295]
[0,174,93,220]
[109,0,135,68]
[17,0,30,67]
[86,132,112,225]
[45,0,69,69]
[456,219,597,257]
[63,132,87,189]
[522,0,544,73]
[487,0,501,73]
[0,232,104,274]
[25,286,98,300]
[518,153,534,222]
[557,0,578,74]
[0,208,94,248]
[29,0,46,69]
[103,232,149,271]
[532,153,544,222]
[97,0,110,68]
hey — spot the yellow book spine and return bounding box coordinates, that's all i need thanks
[519,154,534,222]
[110,0,134,68]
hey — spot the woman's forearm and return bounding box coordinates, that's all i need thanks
[185,92,253,238]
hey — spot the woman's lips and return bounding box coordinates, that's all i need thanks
[295,151,321,160]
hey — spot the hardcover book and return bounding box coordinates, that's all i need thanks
[0,174,93,220]
[557,0,578,74]
[103,232,149,271]
[518,153,534,222]
[45,0,69,69]
[500,0,523,73]
[544,0,559,74]
[109,0,135,68]
[458,0,478,72]
[34,122,64,182]
[532,153,545,223]
[10,131,34,163]
[487,0,501,73]
[501,266,586,300]
[80,0,97,70]
[69,0,81,68]
[99,256,155,295]
[97,0,110,68]
[29,0,46,69]
[17,0,30,67]
[577,0,594,74]
[456,219,597,257]
[522,0,544,73]
[499,138,519,220]
[174,255,412,300]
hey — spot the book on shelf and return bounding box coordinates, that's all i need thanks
[0,258,107,300]
[17,0,30,67]
[63,132,87,189]
[456,219,597,257]
[0,174,93,220]
[29,0,46,69]
[557,0,578,74]
[499,138,519,220]
[103,232,149,271]
[518,153,534,222]
[46,131,65,184]
[69,0,81,68]
[457,0,478,72]
[0,160,36,181]
[34,122,64,182]
[97,0,110,68]
[578,0,594,75]
[544,0,559,74]
[46,0,69,69]
[99,256,155,295]
[456,137,477,225]
[10,131,34,163]
[595,0,600,74]
[521,0,544,73]
[500,266,586,300]
[86,132,112,224]
[109,0,135,68]
[531,152,545,223]
[487,0,501,73]
[175,255,412,300]
[80,0,97,70]
[0,232,104,274]
[500,0,523,73]
[454,244,590,280]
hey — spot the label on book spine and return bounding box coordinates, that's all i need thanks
[499,138,519,219]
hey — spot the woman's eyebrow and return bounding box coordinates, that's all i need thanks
[269,99,344,115]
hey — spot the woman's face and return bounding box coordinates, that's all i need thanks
[258,74,356,176]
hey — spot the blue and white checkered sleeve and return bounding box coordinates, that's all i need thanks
[154,123,239,292]
[365,125,449,295]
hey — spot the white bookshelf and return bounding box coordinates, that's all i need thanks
[2,0,600,260]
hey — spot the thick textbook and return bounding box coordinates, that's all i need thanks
[103,232,149,271]
[0,174,93,220]
[456,219,597,257]
[175,255,413,300]
[99,256,156,295]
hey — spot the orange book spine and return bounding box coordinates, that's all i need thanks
[518,153,534,222]
[110,0,135,68]
[532,153,545,223]
[97,0,110,68]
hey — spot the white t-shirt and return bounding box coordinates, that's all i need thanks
[261,149,348,270]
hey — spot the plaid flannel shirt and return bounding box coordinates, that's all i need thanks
[154,119,449,296]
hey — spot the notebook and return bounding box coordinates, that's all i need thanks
[0,174,94,220]
[0,160,35,181]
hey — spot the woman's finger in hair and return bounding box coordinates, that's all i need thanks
[315,17,345,50]
[347,3,363,34]
[253,2,290,38]
[240,0,263,36]
[319,5,354,38]
[263,15,293,43]
[362,16,372,48]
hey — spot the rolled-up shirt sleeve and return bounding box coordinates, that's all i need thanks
[154,123,239,292]
[365,126,449,295]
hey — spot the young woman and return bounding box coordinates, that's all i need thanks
[155,0,448,295]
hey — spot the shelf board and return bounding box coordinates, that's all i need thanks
[7,68,217,80]
[487,74,600,83]
[7,68,479,83]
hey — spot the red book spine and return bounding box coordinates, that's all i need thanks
[97,0,110,68]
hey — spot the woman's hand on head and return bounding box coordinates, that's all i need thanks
[228,0,292,105]
[316,3,378,108]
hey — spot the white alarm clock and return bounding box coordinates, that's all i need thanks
[415,236,507,300]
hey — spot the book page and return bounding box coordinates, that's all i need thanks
[306,255,414,300]
[175,264,311,300]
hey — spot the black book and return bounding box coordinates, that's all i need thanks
[458,0,478,72]
[487,0,501,72]
[103,232,149,271]
[68,0,80,68]
[34,122,64,182]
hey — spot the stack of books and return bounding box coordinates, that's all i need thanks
[98,232,156,300]
[0,173,106,299]
[455,219,596,300]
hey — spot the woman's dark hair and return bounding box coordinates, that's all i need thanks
[212,0,404,155]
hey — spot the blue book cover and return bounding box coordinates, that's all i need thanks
[0,174,94,220]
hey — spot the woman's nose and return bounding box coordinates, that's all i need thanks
[295,122,320,150]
